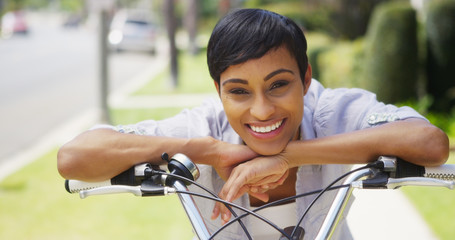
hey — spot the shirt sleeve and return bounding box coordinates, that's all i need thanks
[110,98,229,139]
[313,87,426,137]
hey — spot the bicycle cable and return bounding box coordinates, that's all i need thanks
[290,164,374,238]
[153,171,253,240]
[211,183,350,240]
[175,190,290,239]
[156,163,378,239]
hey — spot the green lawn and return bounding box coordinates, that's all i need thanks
[0,51,215,239]
[0,106,194,240]
[134,51,216,95]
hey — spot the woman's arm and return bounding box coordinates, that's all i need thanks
[212,118,449,223]
[220,118,449,202]
[286,118,449,167]
[57,128,257,182]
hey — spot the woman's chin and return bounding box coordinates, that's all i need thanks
[248,143,286,156]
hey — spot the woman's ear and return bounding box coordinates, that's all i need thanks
[303,64,312,95]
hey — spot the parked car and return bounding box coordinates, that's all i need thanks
[108,10,157,54]
[1,11,29,39]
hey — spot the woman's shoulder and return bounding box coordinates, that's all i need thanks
[306,80,378,111]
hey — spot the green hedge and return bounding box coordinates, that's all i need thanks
[316,39,365,88]
[425,0,455,112]
[361,1,418,103]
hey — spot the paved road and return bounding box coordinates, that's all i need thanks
[0,11,161,163]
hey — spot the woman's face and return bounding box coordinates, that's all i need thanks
[216,46,311,155]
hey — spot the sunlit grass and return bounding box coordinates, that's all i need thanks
[0,51,216,240]
[0,149,194,240]
[134,50,216,95]
[110,107,185,125]
[0,106,194,239]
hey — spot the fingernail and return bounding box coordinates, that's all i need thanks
[211,207,219,219]
[222,213,229,222]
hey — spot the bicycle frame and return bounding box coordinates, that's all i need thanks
[315,168,371,239]
[173,180,211,239]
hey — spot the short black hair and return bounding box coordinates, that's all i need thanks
[207,8,309,85]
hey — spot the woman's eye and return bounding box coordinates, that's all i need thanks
[270,80,289,90]
[229,88,249,95]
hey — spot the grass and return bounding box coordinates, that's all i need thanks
[110,107,185,125]
[0,50,214,240]
[134,50,216,95]
[0,108,194,240]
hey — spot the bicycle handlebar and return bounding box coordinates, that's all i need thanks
[64,155,455,240]
[65,163,150,194]
[352,156,455,189]
[315,157,455,240]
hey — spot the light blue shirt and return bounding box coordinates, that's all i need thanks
[112,79,425,239]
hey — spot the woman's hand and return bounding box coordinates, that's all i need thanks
[211,154,290,224]
[210,140,259,181]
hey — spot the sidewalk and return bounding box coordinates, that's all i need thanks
[347,188,437,239]
[0,61,438,239]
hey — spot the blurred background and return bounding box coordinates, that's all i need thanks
[0,0,454,239]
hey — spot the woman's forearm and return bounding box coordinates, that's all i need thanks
[57,128,219,181]
[57,128,259,182]
[285,118,449,168]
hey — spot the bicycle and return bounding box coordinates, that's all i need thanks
[65,153,455,240]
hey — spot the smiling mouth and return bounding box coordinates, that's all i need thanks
[249,120,284,133]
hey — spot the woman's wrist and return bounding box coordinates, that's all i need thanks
[280,140,305,169]
[184,136,220,165]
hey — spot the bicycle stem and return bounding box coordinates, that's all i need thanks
[173,180,212,240]
[315,168,372,240]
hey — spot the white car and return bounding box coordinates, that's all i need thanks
[108,10,157,54]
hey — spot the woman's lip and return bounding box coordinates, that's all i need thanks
[249,119,284,133]
[246,119,286,139]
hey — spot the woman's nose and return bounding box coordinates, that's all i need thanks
[250,94,275,120]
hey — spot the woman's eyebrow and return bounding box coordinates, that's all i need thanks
[222,78,248,86]
[264,68,294,81]
[221,68,294,86]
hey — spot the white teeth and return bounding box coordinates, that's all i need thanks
[250,120,283,133]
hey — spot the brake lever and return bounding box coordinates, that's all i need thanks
[386,177,455,190]
[352,177,455,190]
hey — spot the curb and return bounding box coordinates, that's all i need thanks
[0,109,100,182]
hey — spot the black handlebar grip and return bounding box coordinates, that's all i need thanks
[393,158,425,178]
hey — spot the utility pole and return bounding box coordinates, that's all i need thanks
[164,0,178,88]
[185,0,199,55]
[89,0,113,124]
[99,9,111,124]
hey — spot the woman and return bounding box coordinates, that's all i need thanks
[58,9,448,239]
